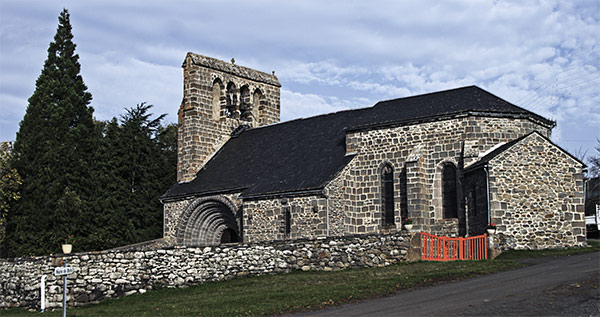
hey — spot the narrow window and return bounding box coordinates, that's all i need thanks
[284,207,291,236]
[381,164,395,226]
[400,167,408,220]
[239,85,252,121]
[472,185,477,216]
[442,163,458,218]
[211,79,222,120]
[253,89,264,124]
[225,82,237,118]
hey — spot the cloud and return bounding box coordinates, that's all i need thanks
[79,53,182,123]
[0,0,598,155]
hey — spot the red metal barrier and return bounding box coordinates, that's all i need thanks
[420,232,488,261]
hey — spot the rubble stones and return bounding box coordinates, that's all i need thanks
[0,232,415,309]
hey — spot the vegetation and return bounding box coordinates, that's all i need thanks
[588,138,600,177]
[0,142,22,256]
[5,9,97,256]
[0,260,523,316]
[3,10,175,257]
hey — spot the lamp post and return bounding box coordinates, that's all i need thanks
[61,244,72,317]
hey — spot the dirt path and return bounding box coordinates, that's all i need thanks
[298,252,600,316]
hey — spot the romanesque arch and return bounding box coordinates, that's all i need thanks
[253,88,264,124]
[239,85,252,122]
[225,82,237,118]
[432,159,459,219]
[176,196,240,246]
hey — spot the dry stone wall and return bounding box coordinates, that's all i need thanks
[0,233,416,309]
[487,133,586,249]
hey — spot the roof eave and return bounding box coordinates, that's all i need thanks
[345,110,554,133]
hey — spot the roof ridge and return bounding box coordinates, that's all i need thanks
[374,85,478,105]
[186,52,281,87]
[247,103,375,132]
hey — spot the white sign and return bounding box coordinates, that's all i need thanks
[53,266,74,276]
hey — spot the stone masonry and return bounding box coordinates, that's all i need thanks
[486,132,586,249]
[164,53,585,252]
[343,115,551,236]
[177,53,281,182]
[1,232,418,309]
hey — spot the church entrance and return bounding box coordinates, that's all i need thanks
[177,196,240,246]
[220,228,239,243]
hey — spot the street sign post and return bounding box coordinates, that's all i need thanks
[54,264,74,317]
[53,266,74,276]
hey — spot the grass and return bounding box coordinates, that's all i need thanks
[495,239,600,260]
[2,260,521,316]
[3,240,597,316]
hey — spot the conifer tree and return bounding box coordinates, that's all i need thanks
[86,104,175,249]
[5,9,98,256]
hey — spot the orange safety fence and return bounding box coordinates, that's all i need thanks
[420,232,488,261]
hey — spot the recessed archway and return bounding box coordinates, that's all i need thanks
[176,196,240,246]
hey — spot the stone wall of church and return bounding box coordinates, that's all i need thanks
[486,133,586,249]
[163,199,193,242]
[242,194,328,242]
[178,53,281,182]
[240,162,361,241]
[344,115,551,236]
[1,233,417,309]
[326,158,357,236]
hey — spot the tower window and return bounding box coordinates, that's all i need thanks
[211,79,222,120]
[225,82,237,118]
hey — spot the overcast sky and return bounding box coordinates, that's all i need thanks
[1,0,599,159]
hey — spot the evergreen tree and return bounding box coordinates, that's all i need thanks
[5,9,98,256]
[90,104,176,248]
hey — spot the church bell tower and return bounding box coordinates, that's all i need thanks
[177,53,281,183]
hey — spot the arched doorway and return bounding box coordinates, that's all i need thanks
[176,196,240,246]
[220,228,239,243]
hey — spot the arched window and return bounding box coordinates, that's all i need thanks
[253,89,264,124]
[381,164,395,226]
[239,85,252,121]
[211,79,223,120]
[225,82,237,118]
[442,163,458,218]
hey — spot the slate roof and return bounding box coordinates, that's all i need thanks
[162,86,554,201]
[463,134,529,172]
[464,131,585,172]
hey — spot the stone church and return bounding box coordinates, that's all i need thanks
[161,52,586,250]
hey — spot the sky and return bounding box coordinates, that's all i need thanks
[1,0,599,160]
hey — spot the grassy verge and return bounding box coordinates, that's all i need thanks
[496,240,600,260]
[1,260,521,316]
